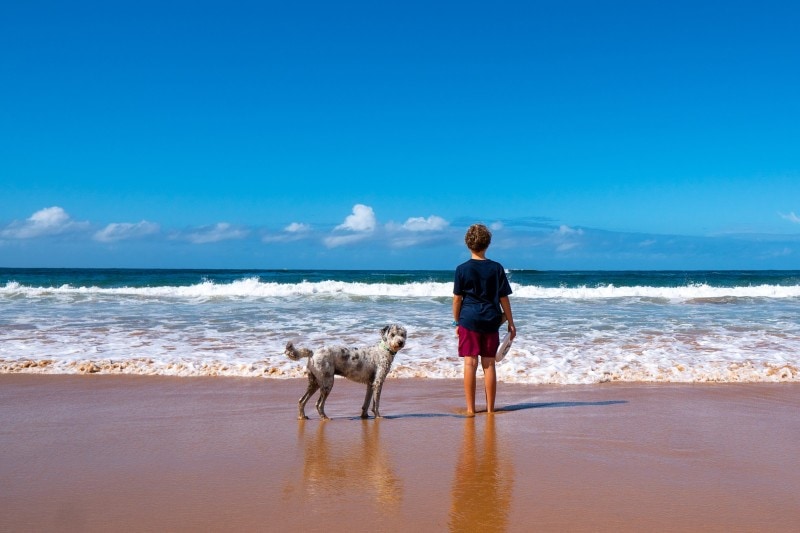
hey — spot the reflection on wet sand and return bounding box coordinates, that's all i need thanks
[450,415,515,531]
[290,420,403,509]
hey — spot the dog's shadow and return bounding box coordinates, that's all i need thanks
[378,399,627,419]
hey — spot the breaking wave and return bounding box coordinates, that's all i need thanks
[3,278,800,302]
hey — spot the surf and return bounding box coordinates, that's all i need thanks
[4,278,800,302]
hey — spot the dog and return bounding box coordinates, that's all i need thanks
[285,324,407,420]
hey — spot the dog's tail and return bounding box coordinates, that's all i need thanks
[285,341,313,361]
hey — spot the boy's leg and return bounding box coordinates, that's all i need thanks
[481,356,497,413]
[463,356,479,415]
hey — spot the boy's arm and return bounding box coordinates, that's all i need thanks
[499,296,516,340]
[452,295,463,331]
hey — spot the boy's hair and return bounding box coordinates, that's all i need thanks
[464,224,492,252]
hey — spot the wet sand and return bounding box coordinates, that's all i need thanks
[1,375,799,532]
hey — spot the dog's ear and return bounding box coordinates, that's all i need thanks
[381,325,390,339]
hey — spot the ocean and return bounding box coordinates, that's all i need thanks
[1,268,799,383]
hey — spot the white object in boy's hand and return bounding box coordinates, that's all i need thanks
[496,332,512,362]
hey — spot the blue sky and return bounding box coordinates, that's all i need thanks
[2,0,799,270]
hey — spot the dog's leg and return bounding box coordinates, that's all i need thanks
[315,380,333,420]
[361,383,374,419]
[371,378,385,418]
[298,374,319,420]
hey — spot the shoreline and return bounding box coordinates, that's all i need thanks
[2,359,797,383]
[2,375,799,531]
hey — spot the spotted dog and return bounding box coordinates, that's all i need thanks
[285,324,408,420]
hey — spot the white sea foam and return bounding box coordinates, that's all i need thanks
[3,279,800,301]
[2,305,799,384]
[1,332,797,383]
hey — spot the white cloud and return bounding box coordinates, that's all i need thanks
[324,233,371,248]
[184,223,249,244]
[1,206,89,239]
[324,204,377,247]
[556,242,580,252]
[557,225,584,236]
[385,216,450,248]
[94,221,160,242]
[401,215,448,232]
[490,221,504,231]
[551,225,585,253]
[335,204,376,232]
[262,222,312,243]
[285,222,311,233]
[780,212,800,224]
[389,234,450,248]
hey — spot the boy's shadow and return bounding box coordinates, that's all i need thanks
[498,400,628,412]
[383,400,627,419]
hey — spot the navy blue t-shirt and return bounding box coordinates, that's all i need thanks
[453,258,512,333]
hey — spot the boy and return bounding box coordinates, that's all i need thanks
[453,224,516,415]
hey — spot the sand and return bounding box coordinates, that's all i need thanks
[1,375,799,532]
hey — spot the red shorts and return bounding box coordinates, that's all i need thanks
[458,326,500,358]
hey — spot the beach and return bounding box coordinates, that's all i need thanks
[2,375,799,532]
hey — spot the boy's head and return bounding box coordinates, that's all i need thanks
[464,223,492,253]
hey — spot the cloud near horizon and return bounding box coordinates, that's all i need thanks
[94,221,160,242]
[384,215,452,248]
[325,206,452,248]
[4,204,799,269]
[323,233,374,248]
[285,222,311,233]
[400,215,448,232]
[1,207,90,239]
[181,222,249,244]
[551,225,585,252]
[780,212,800,224]
[335,204,376,232]
[262,222,313,243]
[325,204,378,248]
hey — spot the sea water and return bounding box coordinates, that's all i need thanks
[1,268,799,383]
